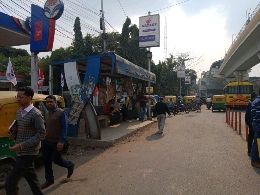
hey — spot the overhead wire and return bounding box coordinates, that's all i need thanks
[117,0,127,18]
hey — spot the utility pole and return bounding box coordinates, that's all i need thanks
[101,0,106,52]
[147,11,152,120]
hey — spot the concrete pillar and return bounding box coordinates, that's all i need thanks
[233,70,248,82]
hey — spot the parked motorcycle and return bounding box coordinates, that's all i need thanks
[174,104,189,114]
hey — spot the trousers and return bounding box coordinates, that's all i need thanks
[157,114,166,133]
[42,139,74,182]
[5,155,43,195]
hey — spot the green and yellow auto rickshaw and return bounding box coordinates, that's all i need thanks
[212,95,226,112]
[184,96,196,110]
[0,91,65,189]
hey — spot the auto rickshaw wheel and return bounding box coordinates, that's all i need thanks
[0,163,13,189]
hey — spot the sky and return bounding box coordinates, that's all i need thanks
[3,0,260,78]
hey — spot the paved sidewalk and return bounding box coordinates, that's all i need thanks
[68,119,156,148]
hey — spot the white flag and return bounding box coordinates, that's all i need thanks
[6,57,17,86]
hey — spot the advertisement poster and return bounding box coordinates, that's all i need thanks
[185,76,191,84]
[108,85,115,100]
[98,85,107,105]
[124,78,134,96]
[139,14,160,47]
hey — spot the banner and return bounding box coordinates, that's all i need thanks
[177,66,185,78]
[139,14,160,47]
[6,57,17,86]
[124,78,134,96]
[38,64,45,88]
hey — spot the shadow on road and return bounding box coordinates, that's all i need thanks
[146,132,164,141]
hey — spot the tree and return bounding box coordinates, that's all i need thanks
[84,34,93,56]
[72,17,84,58]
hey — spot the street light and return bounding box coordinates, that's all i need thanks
[146,50,152,120]
[246,8,251,20]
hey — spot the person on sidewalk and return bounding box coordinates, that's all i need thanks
[139,92,148,122]
[250,91,260,168]
[103,100,116,126]
[5,87,45,195]
[155,97,171,134]
[245,92,257,156]
[41,95,75,189]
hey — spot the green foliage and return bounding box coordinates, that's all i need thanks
[72,17,84,58]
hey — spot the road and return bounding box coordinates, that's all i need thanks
[1,106,260,195]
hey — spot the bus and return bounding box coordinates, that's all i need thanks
[223,81,253,108]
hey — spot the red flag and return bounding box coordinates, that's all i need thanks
[38,65,45,89]
[93,85,99,97]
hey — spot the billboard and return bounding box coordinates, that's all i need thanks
[177,66,185,78]
[139,14,160,47]
[185,76,191,84]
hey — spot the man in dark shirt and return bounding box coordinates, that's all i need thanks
[155,97,170,134]
[139,92,148,122]
[245,92,257,156]
[41,95,75,189]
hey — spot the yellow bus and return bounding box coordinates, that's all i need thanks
[223,81,253,108]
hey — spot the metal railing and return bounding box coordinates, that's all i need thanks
[224,2,260,59]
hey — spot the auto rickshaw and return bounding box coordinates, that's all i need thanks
[212,95,226,112]
[0,91,65,189]
[163,96,177,107]
[184,96,196,110]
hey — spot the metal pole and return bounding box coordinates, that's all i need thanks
[147,11,151,120]
[49,64,53,95]
[148,48,151,119]
[180,78,182,96]
[101,0,106,52]
[31,52,38,93]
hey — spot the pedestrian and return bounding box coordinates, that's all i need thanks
[41,95,75,189]
[103,100,116,126]
[250,91,260,168]
[139,92,148,122]
[245,92,257,156]
[155,97,171,134]
[168,98,175,114]
[5,86,45,195]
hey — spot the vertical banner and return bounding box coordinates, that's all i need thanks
[124,77,134,96]
[98,85,107,105]
[139,14,160,47]
[177,66,185,78]
[37,64,45,88]
[108,85,115,100]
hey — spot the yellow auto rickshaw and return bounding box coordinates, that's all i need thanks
[212,95,226,112]
[163,96,177,107]
[184,96,196,108]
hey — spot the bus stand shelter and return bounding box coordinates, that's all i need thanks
[49,52,156,139]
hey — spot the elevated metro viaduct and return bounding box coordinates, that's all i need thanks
[218,4,260,82]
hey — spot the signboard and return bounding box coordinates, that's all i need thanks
[185,76,191,84]
[44,0,64,20]
[177,66,185,78]
[146,87,153,94]
[139,14,160,47]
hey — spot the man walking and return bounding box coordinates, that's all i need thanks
[155,97,170,134]
[139,92,148,122]
[41,95,75,189]
[5,87,45,195]
[250,91,260,168]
